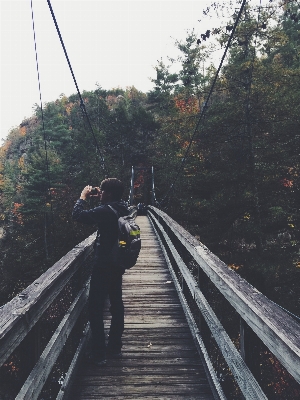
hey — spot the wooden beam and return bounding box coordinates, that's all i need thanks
[149,212,267,400]
[56,323,91,400]
[0,233,95,367]
[15,284,89,400]
[148,207,300,385]
[149,217,226,400]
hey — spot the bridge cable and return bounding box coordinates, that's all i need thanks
[30,0,55,260]
[151,166,159,206]
[158,0,247,208]
[46,0,109,176]
[269,299,300,324]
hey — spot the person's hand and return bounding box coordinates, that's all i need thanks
[80,186,101,200]
[91,187,101,198]
[80,186,92,200]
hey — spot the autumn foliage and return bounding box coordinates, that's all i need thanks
[0,1,300,398]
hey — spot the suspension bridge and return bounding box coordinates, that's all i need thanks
[0,189,300,399]
[1,0,300,398]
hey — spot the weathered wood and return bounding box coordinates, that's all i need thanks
[149,217,226,400]
[79,375,210,384]
[68,216,215,400]
[0,233,95,367]
[79,356,205,368]
[66,396,209,400]
[56,323,91,400]
[149,211,267,399]
[7,206,299,400]
[197,267,211,353]
[16,283,89,400]
[240,318,261,383]
[148,206,300,385]
[79,365,206,377]
[70,384,213,397]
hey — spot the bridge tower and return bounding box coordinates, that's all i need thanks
[128,165,157,206]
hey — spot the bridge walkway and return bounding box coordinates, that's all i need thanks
[69,216,215,399]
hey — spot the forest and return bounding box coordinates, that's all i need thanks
[0,0,299,340]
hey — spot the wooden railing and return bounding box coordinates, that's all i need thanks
[1,205,299,399]
[0,206,138,400]
[0,232,95,399]
[147,206,300,400]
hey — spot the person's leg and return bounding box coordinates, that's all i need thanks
[88,262,109,360]
[107,269,124,353]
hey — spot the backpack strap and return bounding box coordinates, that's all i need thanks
[107,204,119,218]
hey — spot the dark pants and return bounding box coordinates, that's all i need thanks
[88,255,124,357]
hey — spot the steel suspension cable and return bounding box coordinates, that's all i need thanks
[46,0,108,176]
[31,0,54,260]
[159,0,247,207]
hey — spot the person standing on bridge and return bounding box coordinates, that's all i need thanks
[72,178,129,366]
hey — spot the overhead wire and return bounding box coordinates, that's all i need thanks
[158,0,247,207]
[46,0,109,176]
[30,0,55,260]
[269,299,300,324]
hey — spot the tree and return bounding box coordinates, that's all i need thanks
[148,59,178,113]
[175,29,208,106]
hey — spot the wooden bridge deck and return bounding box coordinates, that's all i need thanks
[69,216,214,399]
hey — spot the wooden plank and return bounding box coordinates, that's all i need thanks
[56,323,91,400]
[79,357,204,368]
[113,329,192,336]
[69,216,215,400]
[148,207,300,385]
[79,375,211,385]
[65,396,208,400]
[149,212,266,399]
[80,365,207,377]
[101,343,199,351]
[70,384,213,398]
[16,284,89,400]
[149,218,226,400]
[0,233,96,367]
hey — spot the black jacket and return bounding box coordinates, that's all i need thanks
[72,199,129,257]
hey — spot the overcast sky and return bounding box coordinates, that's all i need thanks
[0,0,275,143]
[1,0,224,142]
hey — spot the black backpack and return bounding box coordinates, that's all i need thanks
[108,205,141,270]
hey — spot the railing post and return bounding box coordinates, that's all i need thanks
[130,166,134,206]
[240,318,261,383]
[151,166,155,206]
[198,266,211,353]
